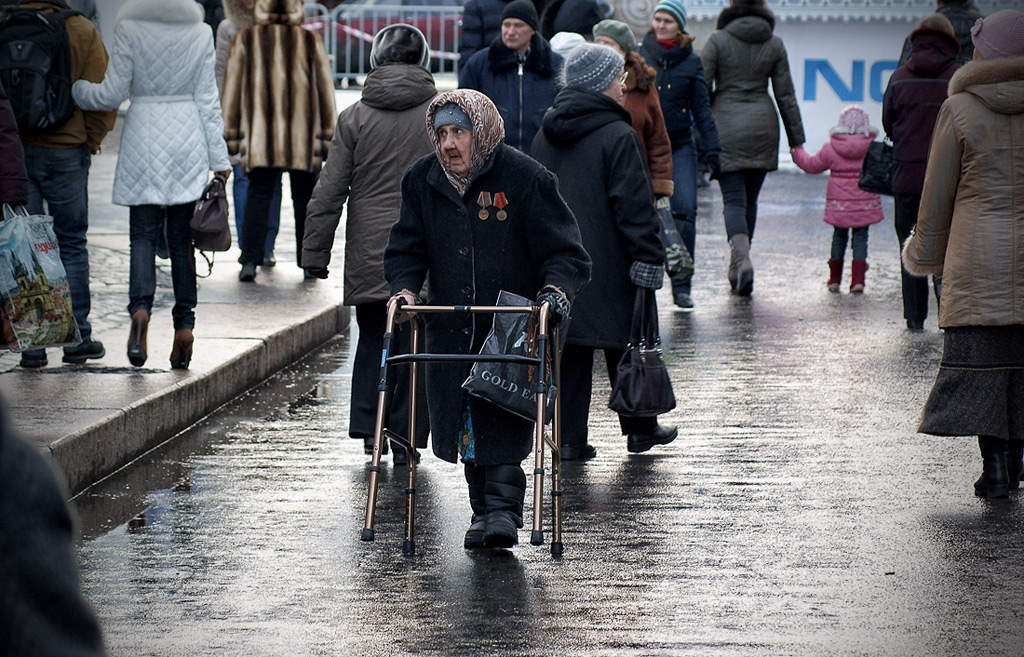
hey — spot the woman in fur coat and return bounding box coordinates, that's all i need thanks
[72,0,231,370]
[903,10,1024,499]
[221,0,336,282]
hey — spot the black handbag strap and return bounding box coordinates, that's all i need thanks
[628,287,660,349]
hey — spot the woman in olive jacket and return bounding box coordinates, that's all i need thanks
[702,0,804,296]
[385,89,591,548]
[903,10,1024,499]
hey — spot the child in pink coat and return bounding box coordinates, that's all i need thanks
[791,105,884,292]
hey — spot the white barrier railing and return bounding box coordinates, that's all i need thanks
[304,3,463,86]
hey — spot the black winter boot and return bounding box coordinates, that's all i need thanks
[974,435,1009,499]
[1008,439,1024,491]
[464,463,488,549]
[483,463,526,548]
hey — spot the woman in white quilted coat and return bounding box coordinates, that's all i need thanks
[72,0,231,370]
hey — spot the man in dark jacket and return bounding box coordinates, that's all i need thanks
[898,0,982,66]
[459,0,545,65]
[459,0,562,152]
[883,13,960,330]
[302,24,435,464]
[385,89,591,549]
[531,43,677,461]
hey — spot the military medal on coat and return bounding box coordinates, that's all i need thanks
[477,191,491,220]
[476,191,509,221]
[494,192,508,221]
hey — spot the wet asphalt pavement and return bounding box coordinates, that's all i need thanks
[73,172,1024,656]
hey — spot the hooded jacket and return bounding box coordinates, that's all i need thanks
[899,3,980,67]
[791,132,884,229]
[538,0,604,40]
[903,57,1024,328]
[701,4,804,172]
[10,0,115,153]
[531,87,664,349]
[302,63,437,304]
[624,50,674,197]
[883,28,961,195]
[221,0,336,172]
[71,0,230,205]
[640,32,720,154]
[458,33,562,152]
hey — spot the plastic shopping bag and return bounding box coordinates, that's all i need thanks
[0,204,82,351]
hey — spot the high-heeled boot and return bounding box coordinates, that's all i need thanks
[127,310,149,367]
[169,328,194,370]
[729,234,754,296]
[464,463,488,549]
[974,435,1009,499]
[483,463,526,548]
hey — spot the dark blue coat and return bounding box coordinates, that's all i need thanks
[458,0,545,64]
[459,34,563,152]
[640,33,720,154]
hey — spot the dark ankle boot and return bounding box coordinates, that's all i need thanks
[1008,439,1023,491]
[127,310,149,367]
[483,463,526,548]
[464,463,488,549]
[975,435,1009,499]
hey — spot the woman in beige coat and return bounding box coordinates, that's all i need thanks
[903,9,1024,499]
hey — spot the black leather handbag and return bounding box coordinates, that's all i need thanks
[608,287,676,417]
[190,173,231,253]
[858,139,894,196]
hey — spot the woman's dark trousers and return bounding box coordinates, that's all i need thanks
[894,193,941,323]
[241,168,317,268]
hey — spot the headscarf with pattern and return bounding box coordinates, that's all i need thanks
[426,89,505,196]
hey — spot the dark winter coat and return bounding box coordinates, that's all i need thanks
[623,51,673,197]
[539,0,604,40]
[883,28,960,195]
[0,79,28,205]
[384,144,591,465]
[701,4,805,172]
[531,88,664,349]
[302,64,437,304]
[458,34,563,152]
[640,33,721,154]
[898,4,980,67]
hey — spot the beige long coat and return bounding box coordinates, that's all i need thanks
[221,0,335,172]
[903,56,1024,328]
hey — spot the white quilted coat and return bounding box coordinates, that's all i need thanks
[72,0,230,206]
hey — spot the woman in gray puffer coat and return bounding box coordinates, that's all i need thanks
[702,0,804,296]
[301,25,437,464]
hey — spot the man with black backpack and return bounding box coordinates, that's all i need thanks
[0,0,115,368]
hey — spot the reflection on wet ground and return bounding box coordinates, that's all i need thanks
[77,173,1024,656]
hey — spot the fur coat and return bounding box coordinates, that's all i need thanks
[623,50,673,197]
[221,0,336,172]
[903,57,1024,328]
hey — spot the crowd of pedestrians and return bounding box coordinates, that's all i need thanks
[1,0,1023,561]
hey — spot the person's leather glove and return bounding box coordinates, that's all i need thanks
[536,286,570,326]
[630,261,664,290]
[706,152,721,180]
[305,266,329,279]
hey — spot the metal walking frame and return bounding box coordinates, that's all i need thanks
[361,298,565,556]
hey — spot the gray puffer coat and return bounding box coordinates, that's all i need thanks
[301,63,437,305]
[701,4,804,172]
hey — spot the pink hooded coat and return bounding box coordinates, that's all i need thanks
[791,133,884,229]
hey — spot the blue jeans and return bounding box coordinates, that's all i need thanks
[23,144,93,341]
[128,204,197,330]
[717,169,768,240]
[669,140,698,296]
[830,226,869,261]
[232,163,281,252]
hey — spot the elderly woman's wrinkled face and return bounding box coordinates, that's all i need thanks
[651,11,681,40]
[438,125,473,176]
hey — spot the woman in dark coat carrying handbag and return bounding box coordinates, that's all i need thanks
[384,89,591,549]
[531,43,677,461]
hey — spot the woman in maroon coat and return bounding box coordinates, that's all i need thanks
[0,79,29,206]
[882,13,960,330]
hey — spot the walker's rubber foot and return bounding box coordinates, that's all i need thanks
[530,530,544,546]
[402,539,416,555]
[551,541,564,556]
[361,528,375,542]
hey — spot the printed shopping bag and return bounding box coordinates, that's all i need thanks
[0,204,82,351]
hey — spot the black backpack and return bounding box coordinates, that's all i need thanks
[0,3,81,133]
